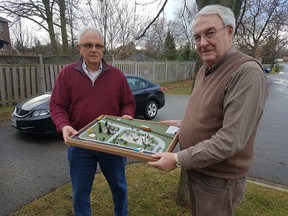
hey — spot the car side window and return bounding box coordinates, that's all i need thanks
[127,78,147,90]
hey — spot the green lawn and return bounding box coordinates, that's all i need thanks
[11,163,288,216]
[161,79,193,95]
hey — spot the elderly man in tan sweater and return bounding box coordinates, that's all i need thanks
[149,4,268,216]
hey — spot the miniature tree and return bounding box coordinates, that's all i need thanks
[98,123,102,133]
[105,121,108,127]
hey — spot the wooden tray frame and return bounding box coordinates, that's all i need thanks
[67,115,179,162]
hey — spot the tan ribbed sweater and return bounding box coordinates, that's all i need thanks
[178,47,268,179]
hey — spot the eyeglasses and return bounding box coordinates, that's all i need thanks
[79,43,105,49]
[193,26,227,43]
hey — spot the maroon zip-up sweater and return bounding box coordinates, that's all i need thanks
[49,59,135,132]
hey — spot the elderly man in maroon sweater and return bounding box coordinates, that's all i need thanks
[149,5,268,216]
[50,27,135,216]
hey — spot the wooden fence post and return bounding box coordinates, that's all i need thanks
[152,60,155,83]
[134,60,137,76]
[165,60,168,83]
[39,54,45,92]
[12,67,19,103]
[0,66,7,106]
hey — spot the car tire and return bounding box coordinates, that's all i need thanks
[144,100,158,120]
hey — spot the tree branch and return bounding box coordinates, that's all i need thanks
[135,0,168,40]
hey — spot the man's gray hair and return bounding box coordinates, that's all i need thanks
[77,26,104,44]
[193,5,236,34]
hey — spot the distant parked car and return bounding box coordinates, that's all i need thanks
[264,68,271,73]
[11,74,165,134]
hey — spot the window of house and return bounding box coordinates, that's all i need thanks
[0,22,3,31]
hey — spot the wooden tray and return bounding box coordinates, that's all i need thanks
[67,115,179,161]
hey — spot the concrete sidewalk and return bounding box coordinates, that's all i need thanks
[248,178,288,193]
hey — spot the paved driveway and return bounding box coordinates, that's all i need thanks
[0,131,69,216]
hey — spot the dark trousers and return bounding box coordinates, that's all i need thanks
[186,170,246,216]
[68,146,128,216]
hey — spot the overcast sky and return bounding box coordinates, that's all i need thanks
[0,0,196,45]
[140,0,195,20]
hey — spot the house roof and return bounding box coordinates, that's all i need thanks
[0,38,10,44]
[0,16,10,23]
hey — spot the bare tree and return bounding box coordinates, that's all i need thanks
[173,2,197,46]
[56,0,69,55]
[86,0,124,49]
[139,15,170,59]
[235,0,288,59]
[4,0,285,64]
[114,1,136,46]
[196,0,243,18]
[84,0,153,55]
[66,0,82,54]
[261,24,288,67]
[135,0,244,40]
[0,0,71,55]
[135,0,168,40]
[3,0,57,54]
[10,18,36,54]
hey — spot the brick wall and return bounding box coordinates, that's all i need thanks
[0,17,12,52]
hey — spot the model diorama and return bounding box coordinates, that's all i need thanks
[67,115,179,161]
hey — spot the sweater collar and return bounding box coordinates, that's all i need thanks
[75,58,110,75]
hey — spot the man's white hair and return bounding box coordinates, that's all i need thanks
[192,5,236,35]
[77,27,104,44]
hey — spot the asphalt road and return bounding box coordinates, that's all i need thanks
[248,64,288,185]
[1,63,288,215]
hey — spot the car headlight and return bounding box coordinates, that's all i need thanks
[32,110,50,117]
[12,108,17,116]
